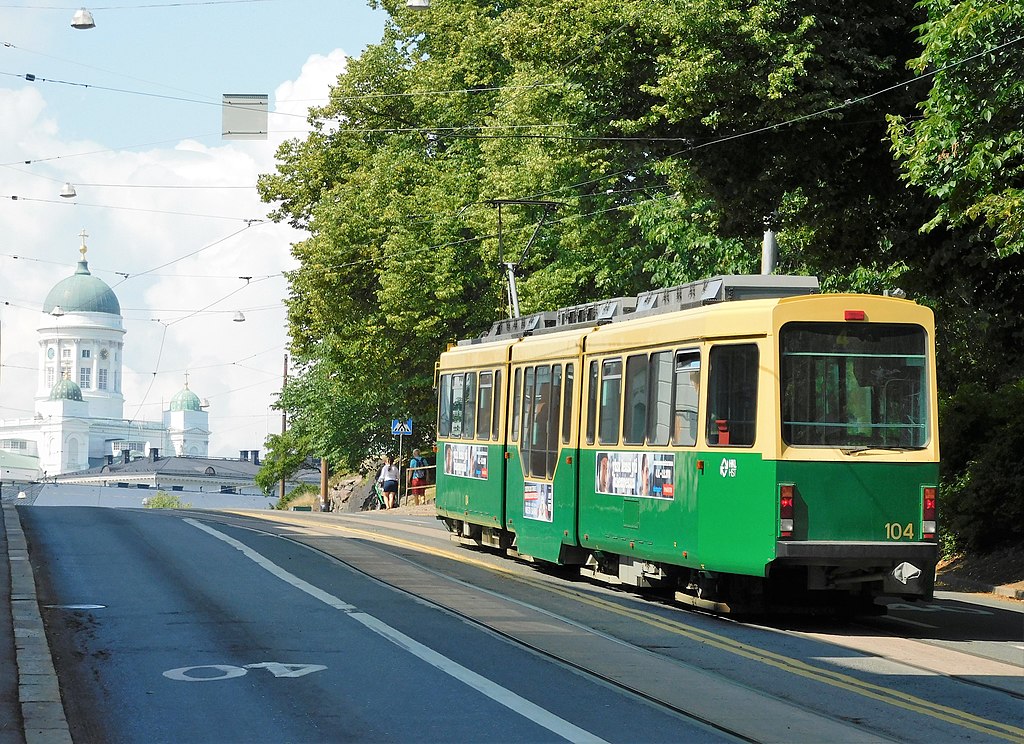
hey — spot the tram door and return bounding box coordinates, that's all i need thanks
[506,359,582,563]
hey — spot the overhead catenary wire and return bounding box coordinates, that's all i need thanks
[0,193,266,222]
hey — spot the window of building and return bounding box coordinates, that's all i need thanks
[706,344,758,446]
[81,349,91,359]
[80,367,91,389]
[98,368,108,390]
[46,367,55,387]
[62,348,71,359]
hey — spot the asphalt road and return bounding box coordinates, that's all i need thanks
[20,507,732,743]
[13,506,1024,743]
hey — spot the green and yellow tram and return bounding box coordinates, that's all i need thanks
[435,275,939,612]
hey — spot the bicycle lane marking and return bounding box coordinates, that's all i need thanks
[183,518,609,744]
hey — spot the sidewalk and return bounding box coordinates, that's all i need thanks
[1,504,72,744]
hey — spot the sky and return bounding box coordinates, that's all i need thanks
[0,0,389,457]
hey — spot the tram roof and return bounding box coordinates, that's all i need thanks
[459,274,820,346]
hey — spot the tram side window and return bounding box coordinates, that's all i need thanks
[706,345,758,446]
[511,368,522,441]
[622,354,648,446]
[522,367,536,447]
[672,351,700,446]
[648,351,673,446]
[451,372,465,437]
[491,369,502,441]
[586,360,599,445]
[561,363,574,445]
[463,371,477,439]
[531,366,550,477]
[547,365,563,478]
[438,374,452,437]
[599,358,623,445]
[476,371,493,439]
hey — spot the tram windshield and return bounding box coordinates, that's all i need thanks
[780,322,929,448]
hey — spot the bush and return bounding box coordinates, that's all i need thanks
[274,482,319,510]
[939,380,1024,552]
[144,491,191,509]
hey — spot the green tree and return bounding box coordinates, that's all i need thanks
[889,0,1024,258]
[259,0,934,478]
[258,0,1022,555]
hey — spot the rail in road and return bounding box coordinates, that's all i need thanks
[197,508,1024,743]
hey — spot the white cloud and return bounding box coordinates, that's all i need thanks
[0,51,349,458]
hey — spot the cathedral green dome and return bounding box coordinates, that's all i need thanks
[43,259,120,316]
[170,385,202,412]
[49,377,83,402]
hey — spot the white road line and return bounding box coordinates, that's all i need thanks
[184,518,609,744]
[879,615,938,629]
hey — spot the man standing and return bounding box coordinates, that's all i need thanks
[409,449,428,504]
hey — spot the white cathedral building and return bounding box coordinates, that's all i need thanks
[0,237,210,478]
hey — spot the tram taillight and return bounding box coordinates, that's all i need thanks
[922,486,937,539]
[779,484,795,539]
[844,309,866,321]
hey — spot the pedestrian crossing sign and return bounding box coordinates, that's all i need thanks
[391,418,413,436]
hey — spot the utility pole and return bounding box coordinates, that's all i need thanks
[320,457,328,512]
[279,353,287,503]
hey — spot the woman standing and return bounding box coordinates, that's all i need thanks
[377,455,400,509]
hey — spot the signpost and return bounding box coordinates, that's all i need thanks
[391,419,413,503]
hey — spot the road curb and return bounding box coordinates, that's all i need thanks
[937,574,1024,600]
[2,505,72,744]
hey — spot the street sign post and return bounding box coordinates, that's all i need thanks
[391,419,413,504]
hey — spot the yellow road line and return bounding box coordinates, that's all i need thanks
[219,511,1024,742]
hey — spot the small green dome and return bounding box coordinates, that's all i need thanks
[49,377,83,402]
[43,259,120,315]
[170,385,202,412]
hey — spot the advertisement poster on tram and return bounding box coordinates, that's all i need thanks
[444,443,489,479]
[595,451,674,499]
[524,481,553,522]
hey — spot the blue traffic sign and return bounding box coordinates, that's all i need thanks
[391,418,413,436]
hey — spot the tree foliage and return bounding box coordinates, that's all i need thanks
[889,0,1024,258]
[257,0,1023,549]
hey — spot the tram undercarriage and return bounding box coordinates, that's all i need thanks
[440,517,935,615]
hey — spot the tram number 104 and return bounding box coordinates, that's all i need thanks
[884,522,915,540]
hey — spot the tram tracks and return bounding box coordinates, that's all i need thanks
[201,510,1024,743]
